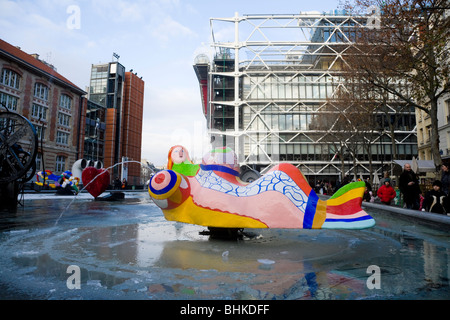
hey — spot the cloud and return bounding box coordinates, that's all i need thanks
[141,80,209,166]
[145,85,200,118]
[141,116,209,166]
[148,16,197,46]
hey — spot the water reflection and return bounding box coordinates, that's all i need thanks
[0,192,448,299]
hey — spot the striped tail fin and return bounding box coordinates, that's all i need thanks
[323,181,375,229]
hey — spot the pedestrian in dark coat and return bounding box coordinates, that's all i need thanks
[424,180,447,214]
[399,163,422,210]
[440,164,450,195]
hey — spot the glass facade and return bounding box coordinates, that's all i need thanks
[89,64,109,107]
[198,12,418,183]
[83,99,106,163]
[88,62,125,108]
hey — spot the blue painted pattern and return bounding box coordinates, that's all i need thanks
[196,168,309,213]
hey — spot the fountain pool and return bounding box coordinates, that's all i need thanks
[0,191,448,300]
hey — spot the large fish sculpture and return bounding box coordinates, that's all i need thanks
[148,146,375,230]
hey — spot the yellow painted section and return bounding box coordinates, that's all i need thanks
[162,197,268,229]
[326,187,365,206]
[312,199,327,228]
[169,188,183,204]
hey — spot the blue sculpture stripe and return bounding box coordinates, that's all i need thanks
[322,217,375,229]
[200,164,240,176]
[324,215,373,223]
[303,192,318,228]
[149,170,178,195]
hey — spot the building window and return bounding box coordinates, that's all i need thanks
[34,83,49,101]
[35,153,42,171]
[31,103,47,120]
[1,68,20,89]
[56,131,69,145]
[447,131,450,155]
[55,155,66,172]
[426,125,431,143]
[446,99,450,124]
[0,92,18,111]
[60,94,72,110]
[90,79,108,94]
[58,112,71,127]
[35,125,45,140]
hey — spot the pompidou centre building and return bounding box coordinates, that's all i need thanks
[194,11,417,184]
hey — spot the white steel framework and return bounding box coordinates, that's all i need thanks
[196,11,418,183]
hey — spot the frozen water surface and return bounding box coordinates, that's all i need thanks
[0,191,448,300]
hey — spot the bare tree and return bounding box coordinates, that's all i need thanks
[341,0,450,168]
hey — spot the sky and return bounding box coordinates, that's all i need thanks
[0,0,343,166]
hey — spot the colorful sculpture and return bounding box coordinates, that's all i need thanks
[167,145,200,176]
[35,170,79,194]
[35,170,60,189]
[81,167,110,198]
[148,146,375,230]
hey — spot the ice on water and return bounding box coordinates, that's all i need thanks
[0,191,448,300]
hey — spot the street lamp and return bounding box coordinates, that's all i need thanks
[95,117,100,162]
[38,113,46,188]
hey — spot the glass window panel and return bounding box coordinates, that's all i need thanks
[263,79,270,99]
[293,114,300,130]
[300,114,306,130]
[319,83,326,98]
[299,77,306,99]
[279,114,286,130]
[287,144,293,154]
[271,78,278,99]
[285,79,292,99]
[292,79,299,99]
[312,84,319,99]
[301,144,308,153]
[305,82,312,99]
[286,114,293,130]
[271,114,278,129]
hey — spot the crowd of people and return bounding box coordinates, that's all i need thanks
[315,163,450,215]
[397,163,450,215]
[113,177,128,190]
[372,163,450,215]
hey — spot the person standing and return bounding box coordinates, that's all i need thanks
[379,171,387,189]
[424,180,447,214]
[440,164,450,195]
[377,178,396,205]
[114,177,121,190]
[399,163,422,210]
